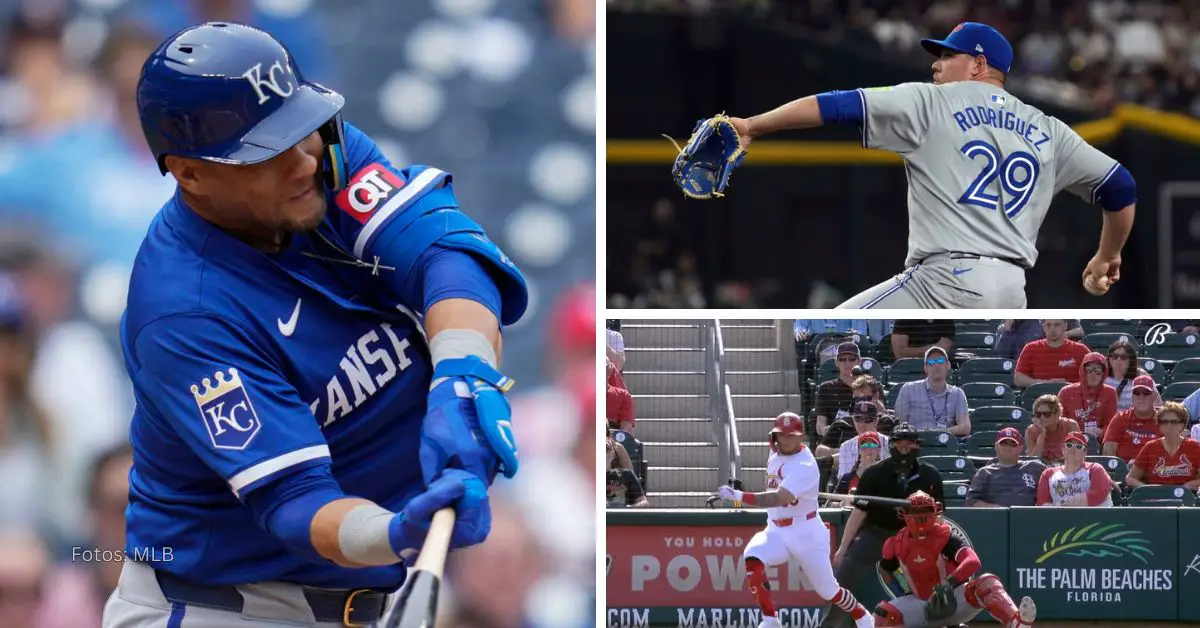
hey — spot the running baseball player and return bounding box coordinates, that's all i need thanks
[673,22,1137,309]
[104,23,525,627]
[874,491,1036,628]
[717,412,876,628]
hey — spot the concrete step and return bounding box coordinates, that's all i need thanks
[634,418,713,442]
[732,394,801,417]
[634,394,708,419]
[651,466,721,493]
[645,492,716,508]
[728,371,790,395]
[718,319,774,325]
[624,347,704,372]
[735,417,779,443]
[726,347,785,371]
[624,324,702,349]
[740,442,771,468]
[739,467,767,492]
[622,319,709,326]
[720,324,777,348]
[622,371,706,395]
[643,441,720,467]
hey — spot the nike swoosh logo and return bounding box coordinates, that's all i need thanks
[952,268,973,276]
[277,299,302,337]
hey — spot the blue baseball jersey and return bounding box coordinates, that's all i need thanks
[120,122,521,589]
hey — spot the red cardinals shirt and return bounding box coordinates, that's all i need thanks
[1016,340,1090,383]
[1134,438,1200,485]
[1103,409,1161,462]
[1058,382,1118,434]
[607,382,633,424]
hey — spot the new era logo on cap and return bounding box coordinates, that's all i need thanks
[975,43,984,52]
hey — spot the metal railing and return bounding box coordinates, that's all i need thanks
[706,319,741,484]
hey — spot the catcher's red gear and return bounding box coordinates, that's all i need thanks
[898,490,944,537]
[883,523,953,600]
[966,573,1021,625]
[872,601,905,627]
[768,412,805,451]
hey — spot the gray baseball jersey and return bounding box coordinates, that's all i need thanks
[859,81,1120,268]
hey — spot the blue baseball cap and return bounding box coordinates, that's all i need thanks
[0,272,25,331]
[921,22,1013,75]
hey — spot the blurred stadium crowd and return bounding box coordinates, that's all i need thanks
[607,0,1200,115]
[608,319,1200,513]
[0,0,595,626]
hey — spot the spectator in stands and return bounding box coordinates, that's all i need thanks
[39,443,133,628]
[1106,339,1149,411]
[890,319,955,359]
[606,436,648,507]
[0,272,54,529]
[1013,319,1090,387]
[966,427,1045,507]
[993,319,1084,359]
[794,319,872,342]
[0,14,95,137]
[1059,352,1118,441]
[1125,402,1200,490]
[1103,375,1162,462]
[606,358,634,433]
[814,342,862,437]
[830,431,884,504]
[893,346,971,436]
[1025,394,1082,464]
[606,319,625,371]
[0,528,58,628]
[834,403,892,479]
[850,374,896,435]
[1037,432,1114,507]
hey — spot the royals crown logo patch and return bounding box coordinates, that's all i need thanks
[191,368,262,450]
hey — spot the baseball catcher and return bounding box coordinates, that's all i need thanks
[874,491,1036,628]
[103,22,525,627]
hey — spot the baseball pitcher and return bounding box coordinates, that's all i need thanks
[103,23,526,627]
[717,412,876,628]
[673,22,1137,309]
[874,491,1036,627]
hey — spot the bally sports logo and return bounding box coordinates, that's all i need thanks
[336,164,405,224]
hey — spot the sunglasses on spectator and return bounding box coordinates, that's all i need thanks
[1085,365,1105,374]
[837,356,859,363]
[1159,419,1186,425]
[859,442,880,449]
[1063,442,1086,450]
[926,356,948,366]
[854,416,877,423]
[1110,353,1132,360]
[1133,390,1153,397]
[1034,410,1055,417]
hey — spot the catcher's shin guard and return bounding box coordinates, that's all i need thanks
[745,558,777,618]
[872,601,904,627]
[966,573,1020,624]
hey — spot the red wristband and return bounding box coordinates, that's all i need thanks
[741,492,757,505]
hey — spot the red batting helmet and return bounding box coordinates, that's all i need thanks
[768,412,804,451]
[898,490,944,536]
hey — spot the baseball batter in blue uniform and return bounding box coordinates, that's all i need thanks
[103,23,526,627]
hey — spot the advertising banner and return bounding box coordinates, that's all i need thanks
[1177,508,1200,620]
[1008,507,1177,620]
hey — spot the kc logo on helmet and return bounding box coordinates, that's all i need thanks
[242,60,295,105]
[335,164,406,224]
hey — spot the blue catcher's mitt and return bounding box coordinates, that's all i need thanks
[667,114,746,199]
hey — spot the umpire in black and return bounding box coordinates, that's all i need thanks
[819,423,945,628]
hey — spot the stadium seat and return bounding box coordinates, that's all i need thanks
[886,385,902,409]
[1144,332,1200,364]
[954,332,997,356]
[1169,357,1200,383]
[1163,381,1200,402]
[1140,357,1164,382]
[961,382,1016,406]
[1081,320,1139,336]
[613,430,649,489]
[815,356,884,383]
[1082,332,1138,354]
[875,334,896,364]
[919,455,972,473]
[956,320,1001,334]
[1086,455,1128,484]
[971,405,1029,429]
[918,430,960,454]
[965,430,999,457]
[956,357,1016,385]
[1126,485,1197,507]
[942,481,971,506]
[887,358,927,386]
[1019,382,1069,411]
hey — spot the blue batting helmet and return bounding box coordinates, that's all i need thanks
[137,22,348,190]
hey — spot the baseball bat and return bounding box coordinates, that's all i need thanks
[386,507,456,628]
[817,492,912,508]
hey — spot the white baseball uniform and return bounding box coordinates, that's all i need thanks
[836,81,1122,309]
[743,445,841,599]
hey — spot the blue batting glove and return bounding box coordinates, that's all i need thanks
[420,357,518,489]
[389,469,492,554]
